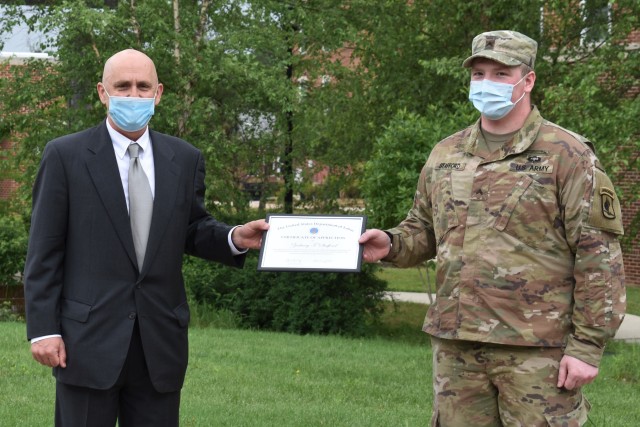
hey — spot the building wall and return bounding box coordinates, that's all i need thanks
[619,166,640,286]
[0,138,19,200]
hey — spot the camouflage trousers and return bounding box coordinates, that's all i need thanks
[430,336,591,427]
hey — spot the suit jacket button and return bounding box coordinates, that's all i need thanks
[128,312,136,320]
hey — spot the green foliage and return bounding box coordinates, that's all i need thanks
[2,0,637,225]
[355,0,639,232]
[0,215,28,287]
[1,0,638,334]
[0,0,358,218]
[183,253,387,336]
[362,106,475,229]
[0,301,23,322]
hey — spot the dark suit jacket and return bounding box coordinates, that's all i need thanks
[24,121,244,392]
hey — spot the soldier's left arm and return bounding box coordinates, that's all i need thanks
[561,152,626,367]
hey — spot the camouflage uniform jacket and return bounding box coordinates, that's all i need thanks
[385,106,626,367]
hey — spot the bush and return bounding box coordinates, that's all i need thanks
[0,215,28,287]
[0,301,23,322]
[183,253,387,336]
[362,106,475,230]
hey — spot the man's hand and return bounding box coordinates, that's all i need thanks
[557,354,598,390]
[358,229,392,263]
[231,219,270,250]
[31,337,67,368]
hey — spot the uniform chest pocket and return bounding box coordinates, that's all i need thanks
[431,170,459,244]
[492,174,560,251]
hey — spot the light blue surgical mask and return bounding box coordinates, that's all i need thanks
[468,75,527,120]
[104,89,156,132]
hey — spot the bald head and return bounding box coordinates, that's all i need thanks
[102,49,158,87]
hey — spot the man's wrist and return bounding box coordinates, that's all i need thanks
[383,231,395,259]
[228,226,248,255]
[31,334,62,344]
[564,335,603,367]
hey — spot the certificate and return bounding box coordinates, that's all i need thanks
[257,214,367,272]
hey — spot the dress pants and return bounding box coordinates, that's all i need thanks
[54,321,181,427]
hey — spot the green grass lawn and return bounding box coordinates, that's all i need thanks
[2,271,638,426]
[2,316,639,426]
[376,265,436,293]
[0,322,431,426]
[625,285,640,316]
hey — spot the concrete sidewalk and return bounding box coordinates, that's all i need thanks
[386,292,640,343]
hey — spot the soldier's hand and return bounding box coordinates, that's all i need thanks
[31,337,67,368]
[557,355,598,390]
[359,229,392,263]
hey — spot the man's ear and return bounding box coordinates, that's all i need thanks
[525,71,536,93]
[97,82,109,106]
[154,83,164,106]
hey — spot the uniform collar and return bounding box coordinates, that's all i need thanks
[465,106,543,159]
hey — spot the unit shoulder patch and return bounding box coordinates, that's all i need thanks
[587,169,624,235]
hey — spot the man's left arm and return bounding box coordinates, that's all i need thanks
[561,153,626,383]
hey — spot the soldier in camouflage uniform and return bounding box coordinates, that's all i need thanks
[359,30,626,426]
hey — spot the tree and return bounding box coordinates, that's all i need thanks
[1,0,638,251]
[353,0,638,230]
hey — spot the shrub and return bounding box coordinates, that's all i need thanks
[0,301,23,322]
[0,215,28,287]
[362,106,475,230]
[183,253,387,336]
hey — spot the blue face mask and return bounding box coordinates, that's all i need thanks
[104,89,156,132]
[468,75,527,120]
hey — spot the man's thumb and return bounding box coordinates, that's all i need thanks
[58,341,67,368]
[557,358,567,387]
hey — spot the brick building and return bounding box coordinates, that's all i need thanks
[619,166,640,286]
[617,29,639,286]
[0,61,18,201]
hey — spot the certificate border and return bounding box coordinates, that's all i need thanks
[257,214,367,272]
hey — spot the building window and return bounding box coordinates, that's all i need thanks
[580,0,611,45]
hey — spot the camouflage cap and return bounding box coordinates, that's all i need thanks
[462,30,537,69]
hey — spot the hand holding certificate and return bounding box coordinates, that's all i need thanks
[257,214,367,272]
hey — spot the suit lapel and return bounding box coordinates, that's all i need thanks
[85,122,138,268]
[140,132,180,278]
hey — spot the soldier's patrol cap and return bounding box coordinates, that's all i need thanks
[462,30,537,69]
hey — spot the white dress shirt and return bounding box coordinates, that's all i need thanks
[107,120,155,212]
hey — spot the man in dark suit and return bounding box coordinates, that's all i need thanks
[24,49,269,427]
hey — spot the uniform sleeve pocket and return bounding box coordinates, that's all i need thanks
[60,299,92,323]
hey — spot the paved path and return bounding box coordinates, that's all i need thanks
[386,292,640,343]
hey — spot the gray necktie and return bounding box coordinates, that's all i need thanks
[128,143,153,270]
